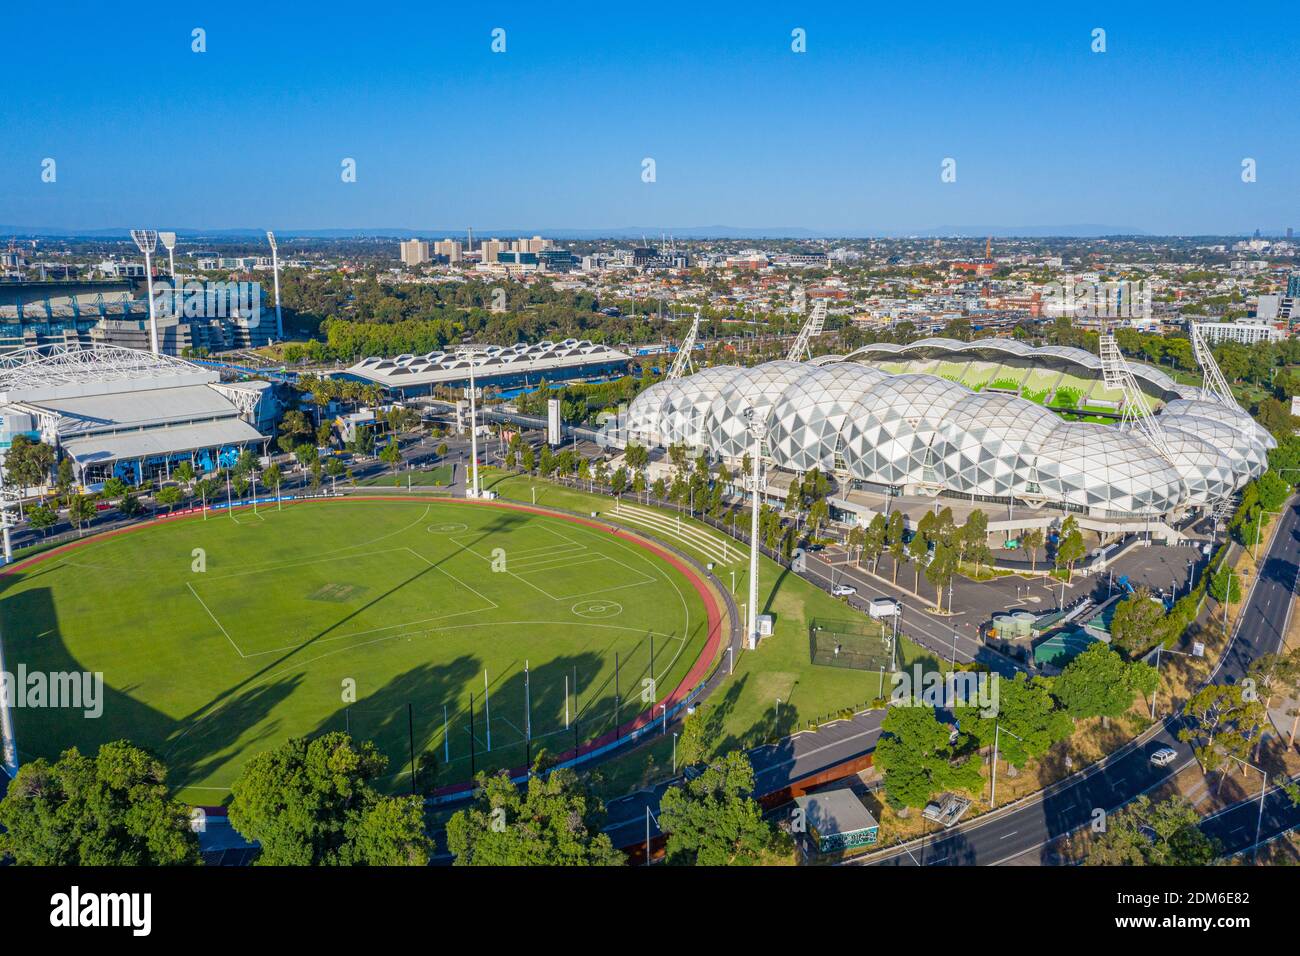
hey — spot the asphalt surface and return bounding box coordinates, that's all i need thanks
[853,496,1300,866]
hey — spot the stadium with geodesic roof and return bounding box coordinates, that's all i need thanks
[614,340,1274,521]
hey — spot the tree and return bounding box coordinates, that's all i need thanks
[1021,527,1044,572]
[657,751,776,865]
[676,706,717,768]
[379,440,402,474]
[445,766,622,866]
[886,511,906,583]
[227,732,432,866]
[1208,565,1241,626]
[906,524,930,592]
[1110,587,1168,656]
[155,485,184,512]
[0,741,200,866]
[173,460,196,488]
[992,674,1074,768]
[1086,794,1218,866]
[193,477,219,514]
[1055,515,1085,582]
[924,540,958,610]
[874,704,983,810]
[962,509,990,573]
[4,435,55,500]
[1052,643,1157,720]
[1178,684,1268,777]
[846,524,866,567]
[262,463,283,498]
[27,502,57,537]
[67,494,96,534]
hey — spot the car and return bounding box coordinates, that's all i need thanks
[831,584,856,597]
[1149,747,1178,767]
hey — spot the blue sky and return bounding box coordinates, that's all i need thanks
[3,2,1297,235]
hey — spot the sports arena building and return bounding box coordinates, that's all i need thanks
[613,339,1275,541]
[343,339,630,397]
[0,345,274,487]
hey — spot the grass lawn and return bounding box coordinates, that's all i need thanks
[355,464,453,487]
[480,469,931,783]
[0,497,712,803]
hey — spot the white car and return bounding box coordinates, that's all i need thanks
[831,584,857,597]
[1149,747,1178,767]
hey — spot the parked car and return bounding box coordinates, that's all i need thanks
[831,584,856,597]
[1149,747,1178,767]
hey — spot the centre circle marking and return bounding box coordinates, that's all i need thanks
[427,522,468,534]
[572,600,624,619]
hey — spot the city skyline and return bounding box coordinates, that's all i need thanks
[3,3,1297,235]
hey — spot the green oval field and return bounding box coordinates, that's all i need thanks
[0,498,716,803]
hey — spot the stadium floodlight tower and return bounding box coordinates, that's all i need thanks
[130,229,161,354]
[1099,327,1172,461]
[1190,321,1238,408]
[453,345,491,498]
[742,407,766,650]
[0,467,18,564]
[266,231,284,340]
[666,309,701,380]
[786,297,827,362]
[158,232,179,318]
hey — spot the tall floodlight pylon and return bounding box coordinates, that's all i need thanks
[267,231,284,340]
[158,232,178,318]
[1099,329,1171,460]
[130,230,160,355]
[786,298,827,362]
[1190,322,1239,408]
[454,345,491,498]
[743,407,766,651]
[666,309,701,380]
[0,466,17,564]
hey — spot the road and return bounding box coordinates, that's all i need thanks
[853,496,1300,866]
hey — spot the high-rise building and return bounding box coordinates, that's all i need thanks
[1287,272,1300,299]
[480,239,506,264]
[434,239,463,263]
[400,239,430,266]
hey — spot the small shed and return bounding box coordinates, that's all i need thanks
[793,789,879,853]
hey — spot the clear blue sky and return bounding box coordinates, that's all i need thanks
[3,2,1297,235]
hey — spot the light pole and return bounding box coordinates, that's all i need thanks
[990,721,1024,808]
[159,231,178,319]
[130,230,161,355]
[744,408,765,651]
[266,231,284,340]
[1226,754,1268,865]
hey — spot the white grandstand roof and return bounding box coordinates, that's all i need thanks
[30,385,243,438]
[346,339,629,389]
[0,344,215,403]
[60,419,266,467]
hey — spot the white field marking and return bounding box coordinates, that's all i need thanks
[507,550,599,574]
[170,619,687,757]
[309,503,432,556]
[193,546,413,582]
[204,546,500,659]
[511,555,657,602]
[185,581,247,658]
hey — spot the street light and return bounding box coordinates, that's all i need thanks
[990,721,1024,808]
[130,230,161,355]
[1225,753,1268,865]
[743,408,765,651]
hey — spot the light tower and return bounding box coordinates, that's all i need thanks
[267,231,284,340]
[743,407,766,650]
[454,346,488,498]
[0,466,18,565]
[158,232,179,318]
[130,229,161,355]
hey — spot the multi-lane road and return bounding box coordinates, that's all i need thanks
[855,496,1300,865]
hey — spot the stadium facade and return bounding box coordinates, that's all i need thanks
[0,345,275,486]
[614,339,1275,532]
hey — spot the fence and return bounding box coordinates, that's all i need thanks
[808,616,895,672]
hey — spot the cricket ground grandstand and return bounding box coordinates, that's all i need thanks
[610,339,1276,532]
[0,344,275,486]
